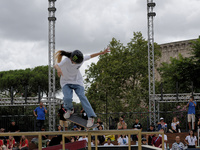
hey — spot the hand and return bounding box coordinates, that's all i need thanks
[57,69,63,77]
[102,47,110,55]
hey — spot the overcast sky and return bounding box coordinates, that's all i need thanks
[0,0,199,101]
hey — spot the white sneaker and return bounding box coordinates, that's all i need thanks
[178,129,181,133]
[63,110,73,119]
[87,118,94,127]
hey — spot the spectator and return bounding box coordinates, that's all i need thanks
[6,136,15,150]
[93,118,104,130]
[19,135,28,150]
[172,136,185,150]
[58,104,69,131]
[152,134,162,148]
[117,117,127,130]
[186,96,196,130]
[0,128,7,141]
[118,135,128,145]
[132,118,143,130]
[104,138,114,146]
[159,128,167,150]
[72,125,78,131]
[197,117,200,131]
[169,117,181,133]
[157,117,167,132]
[184,130,197,148]
[97,125,105,145]
[146,124,155,145]
[91,136,99,146]
[0,139,3,150]
[142,138,147,145]
[132,118,143,142]
[70,136,77,143]
[78,136,88,143]
[33,102,47,131]
[57,125,62,132]
[8,120,20,143]
[41,127,50,147]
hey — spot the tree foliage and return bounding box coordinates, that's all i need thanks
[85,32,161,113]
[0,66,60,97]
[158,38,200,93]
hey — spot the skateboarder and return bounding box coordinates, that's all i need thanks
[54,47,110,127]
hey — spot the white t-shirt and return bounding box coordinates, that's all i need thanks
[185,135,197,145]
[78,137,88,143]
[104,143,114,146]
[118,136,128,145]
[171,121,179,130]
[159,134,167,149]
[58,55,91,87]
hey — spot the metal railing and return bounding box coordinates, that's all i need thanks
[0,130,165,150]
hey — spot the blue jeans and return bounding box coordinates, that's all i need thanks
[62,84,96,118]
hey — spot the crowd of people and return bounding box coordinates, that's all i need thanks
[0,96,199,149]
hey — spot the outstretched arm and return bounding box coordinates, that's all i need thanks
[90,47,110,58]
[54,64,63,77]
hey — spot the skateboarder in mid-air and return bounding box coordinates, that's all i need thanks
[54,47,110,127]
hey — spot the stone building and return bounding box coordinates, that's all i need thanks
[156,38,196,81]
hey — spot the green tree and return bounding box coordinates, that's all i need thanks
[85,32,161,113]
[0,65,60,97]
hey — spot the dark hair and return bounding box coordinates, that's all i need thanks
[55,50,72,63]
[189,130,194,136]
[190,96,194,100]
[98,125,103,130]
[107,138,111,141]
[150,124,155,128]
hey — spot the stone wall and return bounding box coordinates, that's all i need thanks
[156,38,196,81]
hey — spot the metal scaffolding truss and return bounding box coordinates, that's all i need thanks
[0,97,62,107]
[48,0,57,131]
[155,93,200,103]
[147,0,156,125]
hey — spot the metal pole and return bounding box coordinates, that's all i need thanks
[191,81,194,96]
[25,86,27,104]
[38,86,41,103]
[106,91,108,129]
[176,82,179,100]
[11,86,13,104]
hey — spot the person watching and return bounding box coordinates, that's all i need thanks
[172,136,185,150]
[33,102,47,131]
[184,130,197,148]
[169,117,181,133]
[186,96,196,130]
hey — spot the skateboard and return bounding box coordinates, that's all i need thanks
[66,114,98,130]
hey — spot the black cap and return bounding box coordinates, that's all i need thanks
[71,50,83,64]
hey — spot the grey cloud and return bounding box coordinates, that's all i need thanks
[0,0,200,72]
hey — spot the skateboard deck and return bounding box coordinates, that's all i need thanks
[66,114,98,130]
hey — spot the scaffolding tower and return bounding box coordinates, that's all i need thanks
[48,0,56,131]
[147,0,157,125]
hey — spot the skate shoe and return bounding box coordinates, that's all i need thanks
[87,117,94,127]
[63,110,73,119]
